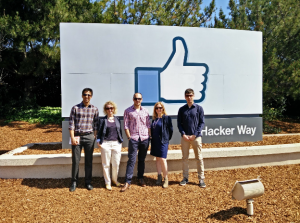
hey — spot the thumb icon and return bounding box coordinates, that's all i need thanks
[168,39,187,67]
[135,37,209,105]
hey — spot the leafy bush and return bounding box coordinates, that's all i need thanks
[262,106,284,134]
[262,122,282,134]
[4,107,63,125]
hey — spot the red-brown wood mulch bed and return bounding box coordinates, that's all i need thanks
[0,165,299,222]
[1,120,300,222]
[1,119,300,155]
[12,134,300,155]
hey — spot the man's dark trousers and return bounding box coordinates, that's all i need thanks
[71,133,95,184]
[125,138,149,184]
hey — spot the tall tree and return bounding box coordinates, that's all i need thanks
[90,0,215,26]
[212,0,300,111]
[0,0,216,111]
[0,0,94,108]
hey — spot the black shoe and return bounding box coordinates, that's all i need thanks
[85,184,93,190]
[69,182,77,192]
[138,178,147,187]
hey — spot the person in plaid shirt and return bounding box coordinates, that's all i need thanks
[69,88,99,192]
[121,93,151,192]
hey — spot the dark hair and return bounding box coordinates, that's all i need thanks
[133,92,142,98]
[82,88,93,96]
[185,88,194,95]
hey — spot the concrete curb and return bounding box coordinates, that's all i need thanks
[263,133,300,136]
[0,143,300,179]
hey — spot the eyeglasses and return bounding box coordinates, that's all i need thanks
[83,94,92,97]
[105,107,114,110]
[155,107,163,110]
[185,94,194,98]
[134,98,142,101]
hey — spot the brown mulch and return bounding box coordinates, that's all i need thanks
[0,120,61,155]
[13,135,300,155]
[266,118,300,133]
[1,120,300,222]
[0,119,300,156]
[0,164,299,222]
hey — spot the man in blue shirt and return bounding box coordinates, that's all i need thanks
[177,88,206,188]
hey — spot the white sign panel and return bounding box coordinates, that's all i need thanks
[60,23,262,117]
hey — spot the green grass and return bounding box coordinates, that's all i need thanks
[5,107,63,124]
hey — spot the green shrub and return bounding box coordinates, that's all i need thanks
[5,107,64,125]
[262,106,284,134]
[262,106,284,122]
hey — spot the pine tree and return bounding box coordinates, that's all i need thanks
[213,0,300,111]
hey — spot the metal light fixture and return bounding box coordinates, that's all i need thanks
[231,177,264,215]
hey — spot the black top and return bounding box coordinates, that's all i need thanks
[97,116,123,144]
[104,121,118,141]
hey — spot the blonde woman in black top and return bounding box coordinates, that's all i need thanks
[97,101,123,190]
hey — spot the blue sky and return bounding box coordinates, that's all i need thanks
[91,0,231,24]
[201,0,230,25]
[202,0,230,16]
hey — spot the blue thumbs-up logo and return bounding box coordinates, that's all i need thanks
[135,37,209,105]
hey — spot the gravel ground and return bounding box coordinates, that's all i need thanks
[12,134,300,155]
[0,119,300,156]
[1,120,300,222]
[0,165,299,222]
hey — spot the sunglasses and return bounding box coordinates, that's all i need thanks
[134,98,142,101]
[155,107,163,110]
[185,94,194,98]
[83,94,92,97]
[105,107,114,110]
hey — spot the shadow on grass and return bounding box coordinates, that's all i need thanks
[207,207,248,221]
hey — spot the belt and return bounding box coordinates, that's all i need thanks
[74,132,93,136]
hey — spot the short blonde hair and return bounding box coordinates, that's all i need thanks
[152,102,167,120]
[103,101,118,115]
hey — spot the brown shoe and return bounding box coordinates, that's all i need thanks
[139,178,146,187]
[120,182,131,192]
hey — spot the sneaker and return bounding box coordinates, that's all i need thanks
[179,178,188,186]
[106,185,112,191]
[199,179,206,188]
[69,182,77,192]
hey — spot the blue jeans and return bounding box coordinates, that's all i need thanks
[125,138,149,184]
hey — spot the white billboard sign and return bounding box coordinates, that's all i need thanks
[60,23,262,117]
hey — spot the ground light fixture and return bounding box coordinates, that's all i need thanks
[231,178,265,215]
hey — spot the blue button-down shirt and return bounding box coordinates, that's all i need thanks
[177,103,205,137]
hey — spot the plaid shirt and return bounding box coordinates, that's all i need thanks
[124,105,151,141]
[69,102,99,133]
